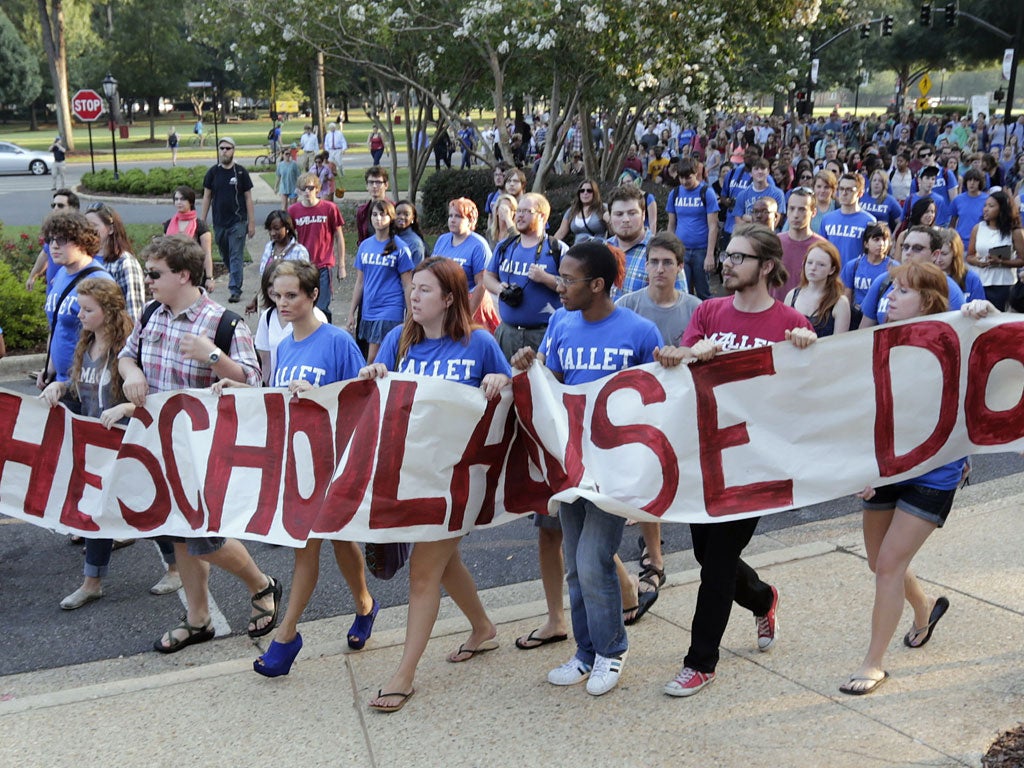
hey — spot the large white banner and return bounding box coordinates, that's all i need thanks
[0,312,1021,543]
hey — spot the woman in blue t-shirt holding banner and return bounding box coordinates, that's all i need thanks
[214,260,378,679]
[360,257,512,713]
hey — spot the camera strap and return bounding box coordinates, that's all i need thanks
[498,235,548,284]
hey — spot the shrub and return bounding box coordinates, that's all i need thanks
[0,259,47,351]
[80,166,208,197]
[420,169,494,231]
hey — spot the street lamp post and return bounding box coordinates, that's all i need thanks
[101,73,120,180]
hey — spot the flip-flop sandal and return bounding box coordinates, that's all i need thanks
[447,639,499,662]
[515,629,568,650]
[903,596,950,648]
[154,617,215,654]
[347,599,379,650]
[248,576,282,638]
[633,589,660,623]
[839,671,889,696]
[369,688,415,713]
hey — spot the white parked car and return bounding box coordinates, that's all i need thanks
[0,141,52,176]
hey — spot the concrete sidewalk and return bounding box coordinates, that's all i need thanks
[1,475,1021,767]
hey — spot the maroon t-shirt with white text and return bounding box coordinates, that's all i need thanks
[682,297,813,351]
[288,200,345,269]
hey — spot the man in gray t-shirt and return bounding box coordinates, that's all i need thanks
[615,231,701,346]
[613,230,700,616]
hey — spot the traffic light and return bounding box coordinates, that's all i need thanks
[920,3,932,27]
[860,23,871,40]
[945,3,957,27]
[882,15,894,37]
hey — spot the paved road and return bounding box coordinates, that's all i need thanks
[0,373,1019,679]
[0,148,397,226]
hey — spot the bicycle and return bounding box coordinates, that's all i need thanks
[253,145,279,167]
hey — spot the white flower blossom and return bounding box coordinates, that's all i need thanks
[347,4,366,22]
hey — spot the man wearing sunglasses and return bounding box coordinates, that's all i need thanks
[26,189,81,292]
[200,137,255,304]
[288,172,346,322]
[119,234,279,655]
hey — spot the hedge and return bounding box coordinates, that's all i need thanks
[0,259,47,351]
[81,166,207,197]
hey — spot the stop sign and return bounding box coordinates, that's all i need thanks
[71,89,105,122]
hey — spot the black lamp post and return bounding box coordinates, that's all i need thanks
[101,73,120,180]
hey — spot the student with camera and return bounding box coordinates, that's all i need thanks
[484,192,568,360]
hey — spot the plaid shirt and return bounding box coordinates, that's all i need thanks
[104,252,147,321]
[120,293,260,393]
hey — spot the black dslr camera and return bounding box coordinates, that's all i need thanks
[500,282,524,307]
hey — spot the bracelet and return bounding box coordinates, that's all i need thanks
[205,275,213,281]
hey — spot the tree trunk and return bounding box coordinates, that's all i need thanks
[38,0,74,150]
[487,49,513,167]
[312,51,327,141]
[149,96,160,140]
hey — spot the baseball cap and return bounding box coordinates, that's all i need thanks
[218,136,236,148]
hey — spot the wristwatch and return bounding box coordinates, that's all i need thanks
[208,349,221,365]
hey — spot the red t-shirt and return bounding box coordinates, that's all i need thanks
[682,297,814,351]
[773,232,826,301]
[288,200,345,268]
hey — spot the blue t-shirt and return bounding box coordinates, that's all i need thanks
[720,165,778,233]
[396,229,426,266]
[43,243,59,288]
[911,167,958,205]
[903,458,967,491]
[355,236,415,322]
[376,326,511,387]
[668,184,720,249]
[431,232,492,289]
[272,323,365,387]
[859,194,903,231]
[735,184,787,222]
[820,209,877,266]
[950,192,988,247]
[959,269,986,302]
[490,236,566,327]
[861,272,965,324]
[45,260,114,382]
[544,307,662,385]
[840,255,895,309]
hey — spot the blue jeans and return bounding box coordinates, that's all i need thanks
[684,246,712,300]
[317,267,333,323]
[559,497,628,664]
[215,220,248,296]
[84,538,176,578]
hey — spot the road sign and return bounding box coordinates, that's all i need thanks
[71,89,104,122]
[918,74,932,97]
[917,97,931,111]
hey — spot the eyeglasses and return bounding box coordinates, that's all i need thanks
[517,209,540,216]
[366,179,386,186]
[300,185,317,191]
[48,237,69,247]
[919,153,932,159]
[837,186,858,194]
[555,275,593,287]
[901,243,929,254]
[50,202,68,209]
[218,146,234,151]
[578,187,594,194]
[145,268,177,280]
[719,251,764,265]
[172,196,186,202]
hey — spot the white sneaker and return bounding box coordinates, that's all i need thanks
[150,570,182,595]
[586,651,627,696]
[547,657,592,686]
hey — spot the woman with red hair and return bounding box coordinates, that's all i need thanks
[360,257,511,713]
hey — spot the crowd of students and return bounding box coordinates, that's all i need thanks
[25,105,1022,712]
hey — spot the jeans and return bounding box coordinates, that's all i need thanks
[215,220,248,296]
[371,149,384,166]
[461,149,472,169]
[684,517,773,673]
[317,267,333,323]
[84,537,176,578]
[684,246,712,299]
[559,497,628,664]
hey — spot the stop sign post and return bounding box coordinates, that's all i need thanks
[71,88,105,174]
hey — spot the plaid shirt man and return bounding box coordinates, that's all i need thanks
[120,293,260,392]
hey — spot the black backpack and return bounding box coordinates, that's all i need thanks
[135,301,241,368]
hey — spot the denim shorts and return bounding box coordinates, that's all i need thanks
[359,318,403,344]
[168,536,227,556]
[862,482,956,528]
[532,511,561,530]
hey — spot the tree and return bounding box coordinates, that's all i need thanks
[0,8,43,108]
[101,0,197,140]
[37,0,74,148]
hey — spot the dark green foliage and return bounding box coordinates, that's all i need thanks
[80,166,207,196]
